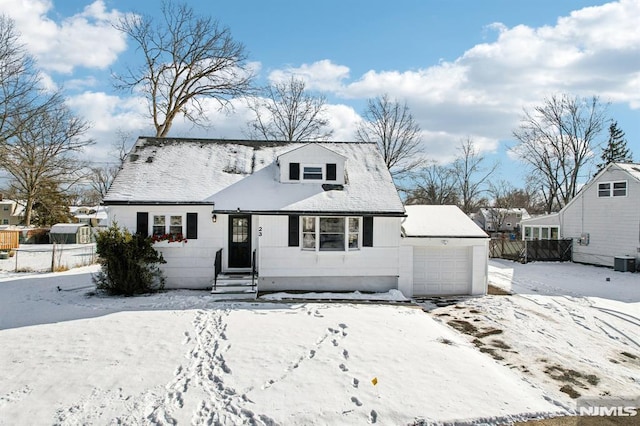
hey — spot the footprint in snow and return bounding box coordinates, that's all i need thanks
[352,378,359,388]
[339,363,348,372]
[309,349,316,359]
[369,410,378,424]
[351,396,363,406]
[332,339,339,347]
[343,349,349,360]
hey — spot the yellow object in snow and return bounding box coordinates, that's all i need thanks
[371,377,378,386]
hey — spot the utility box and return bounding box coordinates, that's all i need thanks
[614,256,636,272]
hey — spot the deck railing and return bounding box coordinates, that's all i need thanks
[251,249,257,290]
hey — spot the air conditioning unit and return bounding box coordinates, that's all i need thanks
[614,256,636,273]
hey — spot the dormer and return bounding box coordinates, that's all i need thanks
[278,144,346,185]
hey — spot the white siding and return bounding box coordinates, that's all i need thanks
[107,205,223,289]
[278,144,346,184]
[560,168,640,267]
[400,237,488,296]
[257,214,400,291]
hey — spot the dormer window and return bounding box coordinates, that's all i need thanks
[303,165,323,180]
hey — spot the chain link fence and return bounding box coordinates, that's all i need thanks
[0,243,97,273]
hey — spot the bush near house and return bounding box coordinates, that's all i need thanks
[94,223,166,295]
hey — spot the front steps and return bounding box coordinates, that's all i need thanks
[211,273,257,300]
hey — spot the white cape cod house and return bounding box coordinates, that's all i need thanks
[103,137,488,297]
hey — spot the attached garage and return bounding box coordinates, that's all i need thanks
[399,205,489,297]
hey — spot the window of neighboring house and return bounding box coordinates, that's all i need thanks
[302,165,323,180]
[598,181,627,197]
[152,215,184,236]
[598,182,611,197]
[541,227,549,239]
[613,181,627,197]
[2,206,8,211]
[524,226,531,239]
[2,219,8,225]
[301,216,361,251]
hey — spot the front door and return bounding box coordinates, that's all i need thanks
[228,215,252,268]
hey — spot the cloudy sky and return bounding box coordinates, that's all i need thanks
[1,0,638,184]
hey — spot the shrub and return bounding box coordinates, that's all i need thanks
[94,223,166,295]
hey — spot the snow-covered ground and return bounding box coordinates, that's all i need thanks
[0,259,638,424]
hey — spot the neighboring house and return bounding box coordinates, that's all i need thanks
[103,137,489,297]
[71,206,108,227]
[400,205,489,296]
[0,196,25,226]
[474,208,530,233]
[49,223,92,244]
[520,162,640,269]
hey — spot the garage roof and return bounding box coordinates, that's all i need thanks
[402,205,488,238]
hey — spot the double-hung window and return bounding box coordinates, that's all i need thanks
[301,216,360,251]
[153,215,183,236]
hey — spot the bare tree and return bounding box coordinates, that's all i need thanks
[453,138,498,214]
[405,162,458,205]
[0,97,93,225]
[86,130,133,203]
[512,94,608,212]
[0,15,40,140]
[113,1,254,137]
[355,94,424,180]
[246,76,333,141]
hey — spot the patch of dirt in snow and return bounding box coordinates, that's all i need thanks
[425,293,640,407]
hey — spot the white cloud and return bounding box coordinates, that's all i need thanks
[268,59,350,92]
[0,0,128,73]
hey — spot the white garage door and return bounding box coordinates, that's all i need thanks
[413,246,471,296]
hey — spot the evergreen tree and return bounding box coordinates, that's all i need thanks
[596,121,633,174]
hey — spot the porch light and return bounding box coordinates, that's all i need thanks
[211,203,217,223]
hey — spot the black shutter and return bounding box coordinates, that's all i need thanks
[326,163,337,181]
[289,162,300,180]
[186,212,198,239]
[288,215,300,246]
[136,212,149,237]
[363,216,374,247]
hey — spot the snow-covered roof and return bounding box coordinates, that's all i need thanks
[402,205,488,238]
[610,162,640,181]
[50,223,88,233]
[104,138,405,215]
[520,213,560,226]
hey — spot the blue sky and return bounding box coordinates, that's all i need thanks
[1,0,639,187]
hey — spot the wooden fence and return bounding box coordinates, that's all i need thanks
[0,230,20,251]
[490,239,572,263]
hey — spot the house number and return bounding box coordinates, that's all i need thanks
[258,226,263,237]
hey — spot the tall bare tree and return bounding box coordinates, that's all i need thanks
[86,130,133,203]
[114,1,254,137]
[512,94,608,212]
[1,97,93,225]
[453,138,498,214]
[355,94,423,180]
[405,162,459,205]
[246,76,333,141]
[0,15,40,140]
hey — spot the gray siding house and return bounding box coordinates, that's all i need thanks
[521,162,640,268]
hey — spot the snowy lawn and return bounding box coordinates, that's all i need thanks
[1,260,638,424]
[424,259,640,408]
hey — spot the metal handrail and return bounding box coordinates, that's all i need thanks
[251,249,257,290]
[214,248,223,290]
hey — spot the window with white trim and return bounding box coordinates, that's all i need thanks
[598,180,627,197]
[152,215,183,237]
[523,225,560,240]
[301,216,361,251]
